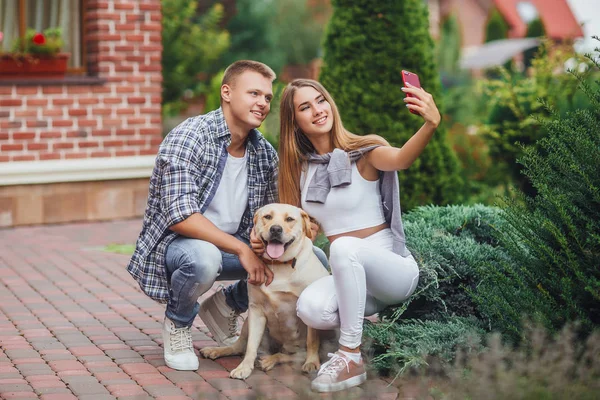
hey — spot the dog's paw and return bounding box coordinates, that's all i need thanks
[199,346,225,360]
[258,355,278,371]
[230,362,253,380]
[302,359,320,373]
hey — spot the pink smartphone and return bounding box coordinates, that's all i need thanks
[401,70,421,114]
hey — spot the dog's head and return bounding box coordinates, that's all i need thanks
[253,203,313,261]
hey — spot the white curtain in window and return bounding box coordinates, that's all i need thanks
[25,0,82,68]
[0,0,19,52]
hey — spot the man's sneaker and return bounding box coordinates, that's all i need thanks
[198,285,240,346]
[311,351,367,393]
[162,317,199,370]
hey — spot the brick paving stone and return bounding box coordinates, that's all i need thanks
[153,397,191,400]
[160,370,205,384]
[68,382,111,396]
[133,373,171,386]
[77,395,117,400]
[1,393,39,399]
[205,377,249,391]
[39,394,78,400]
[106,384,148,397]
[29,378,67,390]
[220,388,258,400]
[198,369,231,380]
[48,359,89,374]
[143,385,187,397]
[0,384,34,394]
[178,381,216,397]
[71,346,106,357]
[35,387,74,395]
[120,363,157,375]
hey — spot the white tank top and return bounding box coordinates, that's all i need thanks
[300,162,386,236]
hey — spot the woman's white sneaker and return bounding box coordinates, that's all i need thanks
[311,351,367,393]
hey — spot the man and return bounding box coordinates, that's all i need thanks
[127,60,281,371]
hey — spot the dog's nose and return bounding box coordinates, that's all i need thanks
[270,225,283,236]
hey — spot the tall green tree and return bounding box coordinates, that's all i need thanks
[523,18,545,69]
[217,0,329,76]
[319,0,463,210]
[161,0,229,116]
[485,8,508,43]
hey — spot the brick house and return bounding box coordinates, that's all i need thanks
[0,0,163,227]
[429,0,583,47]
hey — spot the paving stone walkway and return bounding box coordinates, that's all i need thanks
[0,219,411,399]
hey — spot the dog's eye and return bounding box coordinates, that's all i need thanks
[285,217,295,222]
[264,215,273,220]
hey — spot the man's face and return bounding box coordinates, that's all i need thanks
[223,70,273,131]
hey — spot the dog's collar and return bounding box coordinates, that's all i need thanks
[265,258,297,269]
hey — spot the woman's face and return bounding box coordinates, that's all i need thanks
[292,86,334,140]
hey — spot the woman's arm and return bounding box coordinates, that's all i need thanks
[365,85,441,172]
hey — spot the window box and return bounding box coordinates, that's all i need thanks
[0,53,70,79]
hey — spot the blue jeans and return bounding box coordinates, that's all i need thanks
[164,234,329,328]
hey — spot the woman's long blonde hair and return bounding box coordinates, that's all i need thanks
[278,79,389,206]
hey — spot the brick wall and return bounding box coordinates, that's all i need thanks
[0,0,163,162]
[0,0,163,227]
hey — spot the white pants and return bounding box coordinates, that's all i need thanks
[296,229,419,348]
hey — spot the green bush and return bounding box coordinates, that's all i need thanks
[402,325,600,400]
[365,204,510,373]
[319,0,463,210]
[384,205,509,324]
[364,317,484,375]
[161,0,229,116]
[477,50,600,337]
[478,41,590,196]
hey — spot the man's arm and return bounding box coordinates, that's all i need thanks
[159,158,272,286]
[170,213,272,286]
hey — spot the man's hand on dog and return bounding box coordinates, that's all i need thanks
[250,228,265,256]
[239,246,273,286]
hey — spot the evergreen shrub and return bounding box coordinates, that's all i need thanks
[476,48,600,336]
[319,0,463,210]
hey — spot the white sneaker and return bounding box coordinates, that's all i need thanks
[198,285,240,346]
[162,317,199,370]
[311,351,367,393]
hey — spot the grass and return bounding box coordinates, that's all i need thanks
[103,243,136,255]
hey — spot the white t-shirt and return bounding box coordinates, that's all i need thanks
[203,151,248,234]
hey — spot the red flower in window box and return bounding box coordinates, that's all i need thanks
[32,33,46,45]
[0,28,69,80]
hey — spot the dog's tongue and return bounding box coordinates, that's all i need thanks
[266,242,285,259]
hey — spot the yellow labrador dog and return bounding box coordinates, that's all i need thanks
[200,203,330,379]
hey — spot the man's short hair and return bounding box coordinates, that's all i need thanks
[222,60,276,87]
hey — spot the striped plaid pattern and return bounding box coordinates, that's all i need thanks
[127,108,278,303]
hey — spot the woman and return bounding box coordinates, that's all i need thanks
[256,78,441,392]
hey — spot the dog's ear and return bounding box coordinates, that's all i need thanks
[253,208,261,227]
[301,210,313,240]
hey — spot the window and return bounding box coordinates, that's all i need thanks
[0,0,86,73]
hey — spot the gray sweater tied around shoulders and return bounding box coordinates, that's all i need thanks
[306,145,411,257]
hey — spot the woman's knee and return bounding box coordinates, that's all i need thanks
[329,236,360,271]
[296,277,339,330]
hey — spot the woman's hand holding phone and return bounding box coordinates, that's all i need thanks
[401,70,441,127]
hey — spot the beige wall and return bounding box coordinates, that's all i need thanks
[0,178,150,227]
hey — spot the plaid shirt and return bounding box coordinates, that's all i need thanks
[127,108,278,303]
